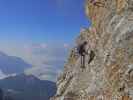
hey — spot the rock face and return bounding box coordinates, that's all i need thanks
[52,0,133,99]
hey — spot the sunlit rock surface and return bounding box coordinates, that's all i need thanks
[52,0,133,99]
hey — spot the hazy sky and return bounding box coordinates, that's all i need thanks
[0,0,90,81]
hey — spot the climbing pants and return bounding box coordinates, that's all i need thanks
[81,55,85,69]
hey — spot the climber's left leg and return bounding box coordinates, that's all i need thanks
[81,56,83,68]
[82,55,85,69]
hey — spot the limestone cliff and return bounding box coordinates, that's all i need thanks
[52,0,133,99]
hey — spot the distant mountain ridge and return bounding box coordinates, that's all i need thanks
[0,51,32,75]
[0,51,57,100]
[0,74,57,100]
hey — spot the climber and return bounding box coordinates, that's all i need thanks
[78,41,88,69]
[89,0,105,7]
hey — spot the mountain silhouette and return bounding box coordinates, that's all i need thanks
[0,51,32,75]
[0,74,57,100]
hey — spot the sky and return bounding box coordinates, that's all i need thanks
[0,0,90,81]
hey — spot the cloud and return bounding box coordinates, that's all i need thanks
[0,42,71,81]
[30,43,48,49]
[24,43,47,53]
[63,43,69,48]
[0,69,17,80]
[0,70,7,79]
[25,66,59,81]
[24,43,71,81]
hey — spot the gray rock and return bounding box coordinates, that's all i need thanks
[52,0,133,99]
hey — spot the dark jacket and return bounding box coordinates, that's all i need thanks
[78,42,87,56]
